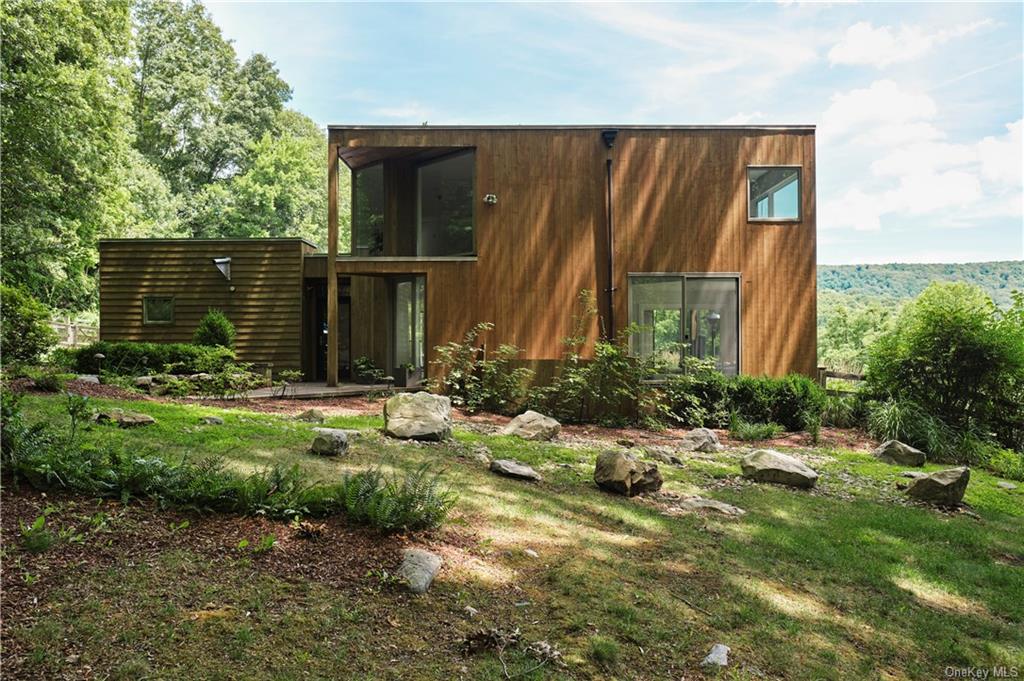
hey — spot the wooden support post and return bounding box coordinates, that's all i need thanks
[326,142,339,387]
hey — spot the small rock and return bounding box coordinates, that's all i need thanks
[644,446,683,465]
[489,459,542,482]
[463,606,479,618]
[384,392,452,441]
[901,471,928,479]
[874,440,926,467]
[669,496,745,517]
[678,428,723,453]
[906,467,970,505]
[133,376,154,388]
[594,450,663,496]
[471,444,492,464]
[76,374,100,384]
[524,549,539,558]
[309,428,349,456]
[396,548,442,594]
[740,449,818,489]
[500,410,561,441]
[94,409,156,428]
[997,481,1017,490]
[200,416,224,425]
[701,643,730,667]
[295,409,326,424]
[616,438,635,448]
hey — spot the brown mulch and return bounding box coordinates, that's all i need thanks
[7,378,145,401]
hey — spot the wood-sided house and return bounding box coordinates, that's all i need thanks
[99,125,816,385]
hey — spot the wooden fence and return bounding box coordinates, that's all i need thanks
[817,366,865,395]
[50,319,99,348]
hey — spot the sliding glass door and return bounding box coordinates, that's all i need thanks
[629,274,739,375]
[393,276,426,370]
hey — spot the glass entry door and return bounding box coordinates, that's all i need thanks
[392,275,426,371]
[629,275,739,375]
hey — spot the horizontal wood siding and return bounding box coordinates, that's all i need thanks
[329,128,816,378]
[99,240,311,371]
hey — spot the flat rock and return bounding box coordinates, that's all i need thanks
[489,459,542,482]
[295,409,326,424]
[678,428,724,453]
[997,481,1017,490]
[76,374,100,384]
[94,409,156,428]
[200,416,224,425]
[500,410,560,441]
[874,440,926,466]
[701,643,730,667]
[644,446,683,465]
[397,548,442,594]
[906,467,970,505]
[384,392,452,441]
[310,428,349,456]
[594,450,663,497]
[669,496,745,517]
[740,449,818,488]
[133,376,154,388]
[901,471,928,479]
[471,444,492,464]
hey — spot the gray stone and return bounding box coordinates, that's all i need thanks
[295,409,326,424]
[200,416,224,425]
[94,409,156,428]
[463,605,479,618]
[471,444,492,464]
[906,467,970,505]
[670,496,746,517]
[874,440,926,467]
[133,376,154,388]
[310,428,349,456]
[397,548,442,594]
[997,481,1017,491]
[523,548,539,558]
[701,643,730,667]
[76,374,100,384]
[189,372,213,382]
[500,410,561,441]
[594,450,663,497]
[644,446,683,465]
[489,459,542,482]
[901,471,928,479]
[741,449,818,489]
[384,392,452,441]
[678,427,724,453]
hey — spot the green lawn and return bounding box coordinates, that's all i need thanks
[4,395,1023,680]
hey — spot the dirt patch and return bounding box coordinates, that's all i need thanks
[8,378,145,401]
[167,394,387,416]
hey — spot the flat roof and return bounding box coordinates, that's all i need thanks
[99,237,319,248]
[328,124,815,132]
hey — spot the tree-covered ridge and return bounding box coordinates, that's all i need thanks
[819,261,1024,308]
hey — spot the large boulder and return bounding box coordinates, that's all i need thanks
[594,450,663,497]
[678,428,723,453]
[397,548,442,594]
[500,410,560,441]
[906,467,970,505]
[489,459,542,482]
[384,392,452,441]
[873,440,926,467]
[740,449,818,489]
[94,409,156,428]
[309,428,349,456]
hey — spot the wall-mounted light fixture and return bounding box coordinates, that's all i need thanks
[601,129,619,149]
[213,256,231,281]
[483,193,498,205]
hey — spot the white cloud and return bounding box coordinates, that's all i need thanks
[976,118,1023,186]
[721,111,765,125]
[829,19,993,68]
[820,80,937,143]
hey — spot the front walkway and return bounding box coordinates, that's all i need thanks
[244,381,415,400]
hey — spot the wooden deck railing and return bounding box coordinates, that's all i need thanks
[817,366,865,394]
[50,319,99,348]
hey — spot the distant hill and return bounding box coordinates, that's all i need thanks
[818,261,1024,308]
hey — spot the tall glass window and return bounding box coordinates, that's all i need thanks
[417,152,475,256]
[629,275,739,375]
[353,164,384,255]
[748,167,800,220]
[394,276,426,369]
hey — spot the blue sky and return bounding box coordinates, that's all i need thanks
[207,1,1023,265]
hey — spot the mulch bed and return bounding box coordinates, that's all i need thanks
[7,378,145,401]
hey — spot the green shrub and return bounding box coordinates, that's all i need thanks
[866,399,959,461]
[353,356,386,384]
[25,366,73,392]
[72,341,234,375]
[1,285,58,363]
[661,357,731,428]
[335,464,457,532]
[729,413,784,441]
[822,393,866,428]
[727,374,825,432]
[192,309,235,348]
[431,322,534,415]
[865,284,1024,451]
[20,515,56,553]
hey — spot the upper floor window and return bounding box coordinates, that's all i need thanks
[748,166,800,221]
[417,151,475,256]
[352,163,384,256]
[143,296,174,325]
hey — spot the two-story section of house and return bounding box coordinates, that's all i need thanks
[99,124,816,386]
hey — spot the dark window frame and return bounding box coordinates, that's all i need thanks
[747,165,802,223]
[415,149,477,257]
[142,295,175,325]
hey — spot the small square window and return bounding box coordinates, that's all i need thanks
[143,296,174,324]
[748,166,801,221]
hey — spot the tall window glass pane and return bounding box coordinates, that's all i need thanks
[629,277,685,368]
[748,167,800,220]
[418,152,475,256]
[685,278,739,376]
[394,276,426,369]
[353,164,384,255]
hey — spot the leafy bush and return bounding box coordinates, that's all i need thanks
[729,413,784,441]
[866,399,959,461]
[660,357,731,428]
[335,464,457,532]
[727,374,825,432]
[353,356,386,384]
[192,308,235,348]
[865,283,1024,451]
[72,341,235,375]
[431,322,535,415]
[822,393,866,428]
[25,366,73,392]
[1,285,58,363]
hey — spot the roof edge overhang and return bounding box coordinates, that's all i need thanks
[328,124,815,132]
[98,237,319,248]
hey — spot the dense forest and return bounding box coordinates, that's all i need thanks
[1,0,349,313]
